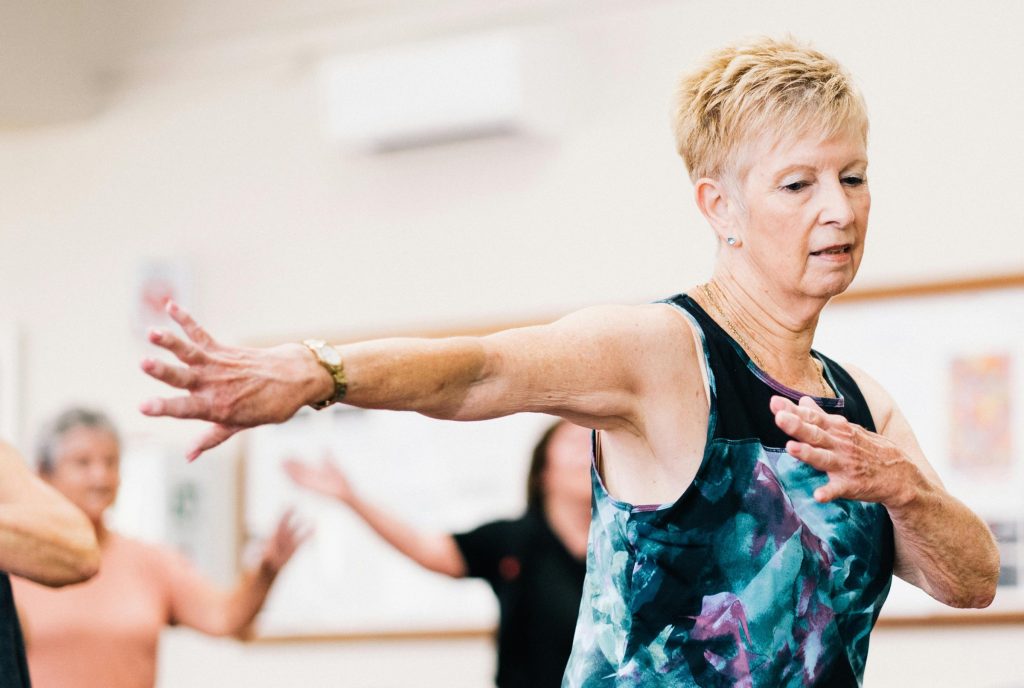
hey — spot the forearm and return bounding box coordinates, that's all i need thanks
[888,470,999,608]
[345,492,465,577]
[0,445,99,586]
[337,336,493,420]
[0,498,99,587]
[216,564,278,637]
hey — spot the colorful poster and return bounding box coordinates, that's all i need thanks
[950,353,1013,476]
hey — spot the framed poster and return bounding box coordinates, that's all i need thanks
[816,275,1024,625]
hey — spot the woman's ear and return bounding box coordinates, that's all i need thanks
[694,177,739,245]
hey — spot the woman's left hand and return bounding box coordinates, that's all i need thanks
[770,395,921,506]
[259,509,312,575]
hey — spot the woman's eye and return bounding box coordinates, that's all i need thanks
[842,176,866,187]
[782,181,809,192]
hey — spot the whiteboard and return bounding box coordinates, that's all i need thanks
[243,405,554,637]
[815,281,1024,620]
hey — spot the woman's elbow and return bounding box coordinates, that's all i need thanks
[52,547,99,587]
[67,543,101,585]
[947,584,996,610]
[965,566,1000,609]
[947,555,1000,609]
[38,519,100,587]
[63,512,101,583]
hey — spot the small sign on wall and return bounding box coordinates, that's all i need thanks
[133,259,193,342]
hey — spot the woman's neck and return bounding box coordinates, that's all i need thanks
[543,494,590,561]
[697,273,832,394]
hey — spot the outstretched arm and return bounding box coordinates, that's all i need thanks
[0,442,100,587]
[283,458,466,577]
[167,510,309,637]
[772,375,999,609]
[140,301,651,460]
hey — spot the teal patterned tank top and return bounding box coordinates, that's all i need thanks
[562,295,894,687]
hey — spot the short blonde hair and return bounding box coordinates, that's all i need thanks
[672,36,868,183]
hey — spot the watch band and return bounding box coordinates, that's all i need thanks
[302,339,348,410]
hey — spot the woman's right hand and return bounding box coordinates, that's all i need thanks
[283,457,355,504]
[139,302,334,461]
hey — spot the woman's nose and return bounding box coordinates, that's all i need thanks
[88,464,115,482]
[818,180,856,228]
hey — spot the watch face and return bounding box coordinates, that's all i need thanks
[321,345,341,366]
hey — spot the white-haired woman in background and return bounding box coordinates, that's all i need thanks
[13,407,308,688]
[140,36,998,687]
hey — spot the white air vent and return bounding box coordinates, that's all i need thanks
[319,32,529,151]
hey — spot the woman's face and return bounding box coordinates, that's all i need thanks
[543,423,593,506]
[730,125,870,301]
[44,426,121,523]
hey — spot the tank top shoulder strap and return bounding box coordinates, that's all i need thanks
[813,352,877,432]
[657,295,717,403]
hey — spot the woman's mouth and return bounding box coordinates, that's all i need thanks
[810,245,851,257]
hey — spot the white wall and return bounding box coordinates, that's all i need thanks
[2,1,1023,686]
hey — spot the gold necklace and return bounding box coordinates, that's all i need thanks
[698,282,831,398]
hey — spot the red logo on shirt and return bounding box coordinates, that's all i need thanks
[498,556,522,581]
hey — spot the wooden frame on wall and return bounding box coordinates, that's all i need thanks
[824,273,1024,627]
[240,273,1024,641]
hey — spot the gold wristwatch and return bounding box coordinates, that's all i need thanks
[302,339,348,410]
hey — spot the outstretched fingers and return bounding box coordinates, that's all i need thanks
[140,357,197,390]
[148,328,206,365]
[139,395,211,420]
[186,424,241,462]
[282,458,314,487]
[166,301,217,349]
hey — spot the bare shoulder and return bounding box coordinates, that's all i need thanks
[549,302,698,349]
[477,301,703,431]
[838,362,897,434]
[549,301,693,334]
[485,301,698,366]
[550,302,702,380]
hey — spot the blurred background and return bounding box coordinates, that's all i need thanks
[1,0,1022,686]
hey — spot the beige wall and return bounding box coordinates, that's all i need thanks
[2,1,1023,685]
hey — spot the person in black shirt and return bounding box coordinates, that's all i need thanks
[284,420,591,688]
[0,440,101,687]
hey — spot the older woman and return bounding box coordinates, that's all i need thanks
[12,408,308,688]
[284,420,592,688]
[139,37,999,686]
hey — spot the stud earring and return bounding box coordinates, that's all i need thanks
[726,237,738,246]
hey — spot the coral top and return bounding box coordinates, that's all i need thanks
[12,532,212,688]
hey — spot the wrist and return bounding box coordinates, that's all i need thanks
[257,556,280,580]
[300,340,348,409]
[286,342,336,407]
[340,489,361,509]
[885,460,935,513]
